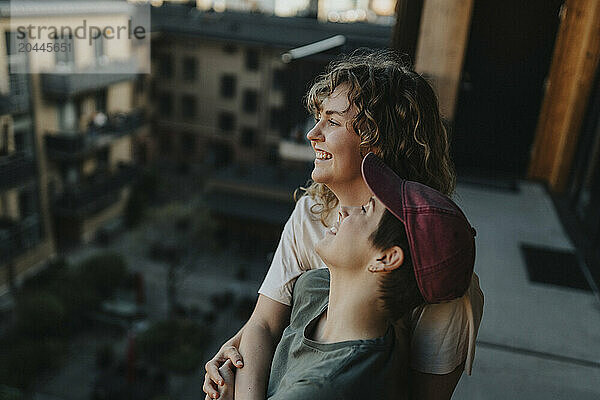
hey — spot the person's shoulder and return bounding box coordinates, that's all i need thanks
[291,269,330,312]
[292,193,319,219]
[294,269,330,298]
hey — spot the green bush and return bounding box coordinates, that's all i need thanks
[0,385,24,400]
[77,253,127,299]
[137,319,209,374]
[124,187,146,228]
[190,198,219,251]
[0,337,66,389]
[20,257,68,294]
[139,166,159,200]
[52,275,103,325]
[14,292,67,338]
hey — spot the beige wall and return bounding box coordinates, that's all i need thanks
[0,188,20,218]
[108,81,134,112]
[0,115,14,152]
[152,38,285,161]
[109,135,133,167]
[2,14,133,73]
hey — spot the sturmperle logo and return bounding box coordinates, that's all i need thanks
[7,0,151,74]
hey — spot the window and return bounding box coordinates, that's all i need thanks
[94,36,105,64]
[55,34,74,66]
[95,89,107,113]
[272,69,284,90]
[159,132,171,154]
[159,92,173,117]
[218,112,236,133]
[220,75,237,98]
[243,90,258,113]
[135,75,145,95]
[240,127,256,148]
[0,123,8,156]
[270,108,286,137]
[18,189,35,216]
[97,148,109,171]
[5,31,15,55]
[13,128,27,153]
[245,49,259,71]
[5,31,25,56]
[181,131,196,155]
[159,54,173,78]
[182,57,197,81]
[223,44,238,54]
[57,100,78,131]
[181,95,197,119]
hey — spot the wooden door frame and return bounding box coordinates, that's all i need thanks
[528,0,600,193]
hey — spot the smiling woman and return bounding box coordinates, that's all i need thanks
[301,50,456,227]
[306,83,364,197]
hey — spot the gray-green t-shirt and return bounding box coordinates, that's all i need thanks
[267,269,409,400]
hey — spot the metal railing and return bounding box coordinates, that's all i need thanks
[40,60,138,98]
[44,109,145,160]
[53,164,138,217]
[0,151,36,190]
[0,215,41,261]
[0,93,30,115]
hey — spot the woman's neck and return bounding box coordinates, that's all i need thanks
[328,178,373,207]
[314,268,389,343]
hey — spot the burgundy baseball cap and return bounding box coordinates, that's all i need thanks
[361,152,476,303]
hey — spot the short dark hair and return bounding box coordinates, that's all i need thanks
[369,209,425,321]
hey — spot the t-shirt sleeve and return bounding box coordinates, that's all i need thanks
[258,197,309,306]
[409,273,484,375]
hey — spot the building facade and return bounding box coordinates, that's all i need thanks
[150,4,390,167]
[0,0,151,292]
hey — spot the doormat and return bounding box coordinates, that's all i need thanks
[521,244,591,292]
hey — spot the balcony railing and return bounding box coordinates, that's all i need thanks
[40,60,138,98]
[53,164,138,217]
[0,151,36,190]
[0,93,30,115]
[44,110,145,161]
[0,72,31,115]
[0,214,41,261]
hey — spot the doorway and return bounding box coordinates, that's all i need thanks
[452,0,564,184]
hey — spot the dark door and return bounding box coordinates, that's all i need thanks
[452,0,563,182]
[566,67,600,289]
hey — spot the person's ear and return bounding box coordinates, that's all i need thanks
[367,246,404,273]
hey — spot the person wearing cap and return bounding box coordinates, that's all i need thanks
[214,153,477,400]
[204,49,484,400]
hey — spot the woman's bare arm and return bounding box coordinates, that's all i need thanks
[235,295,291,400]
[411,361,465,400]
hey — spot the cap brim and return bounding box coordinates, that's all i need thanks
[361,152,406,223]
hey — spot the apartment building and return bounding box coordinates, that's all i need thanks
[0,15,50,291]
[150,4,390,166]
[0,0,151,282]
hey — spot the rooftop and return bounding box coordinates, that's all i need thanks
[0,0,134,18]
[151,4,391,50]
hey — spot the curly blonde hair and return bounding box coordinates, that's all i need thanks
[298,49,456,226]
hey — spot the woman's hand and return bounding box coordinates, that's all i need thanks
[215,360,236,400]
[204,333,245,399]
